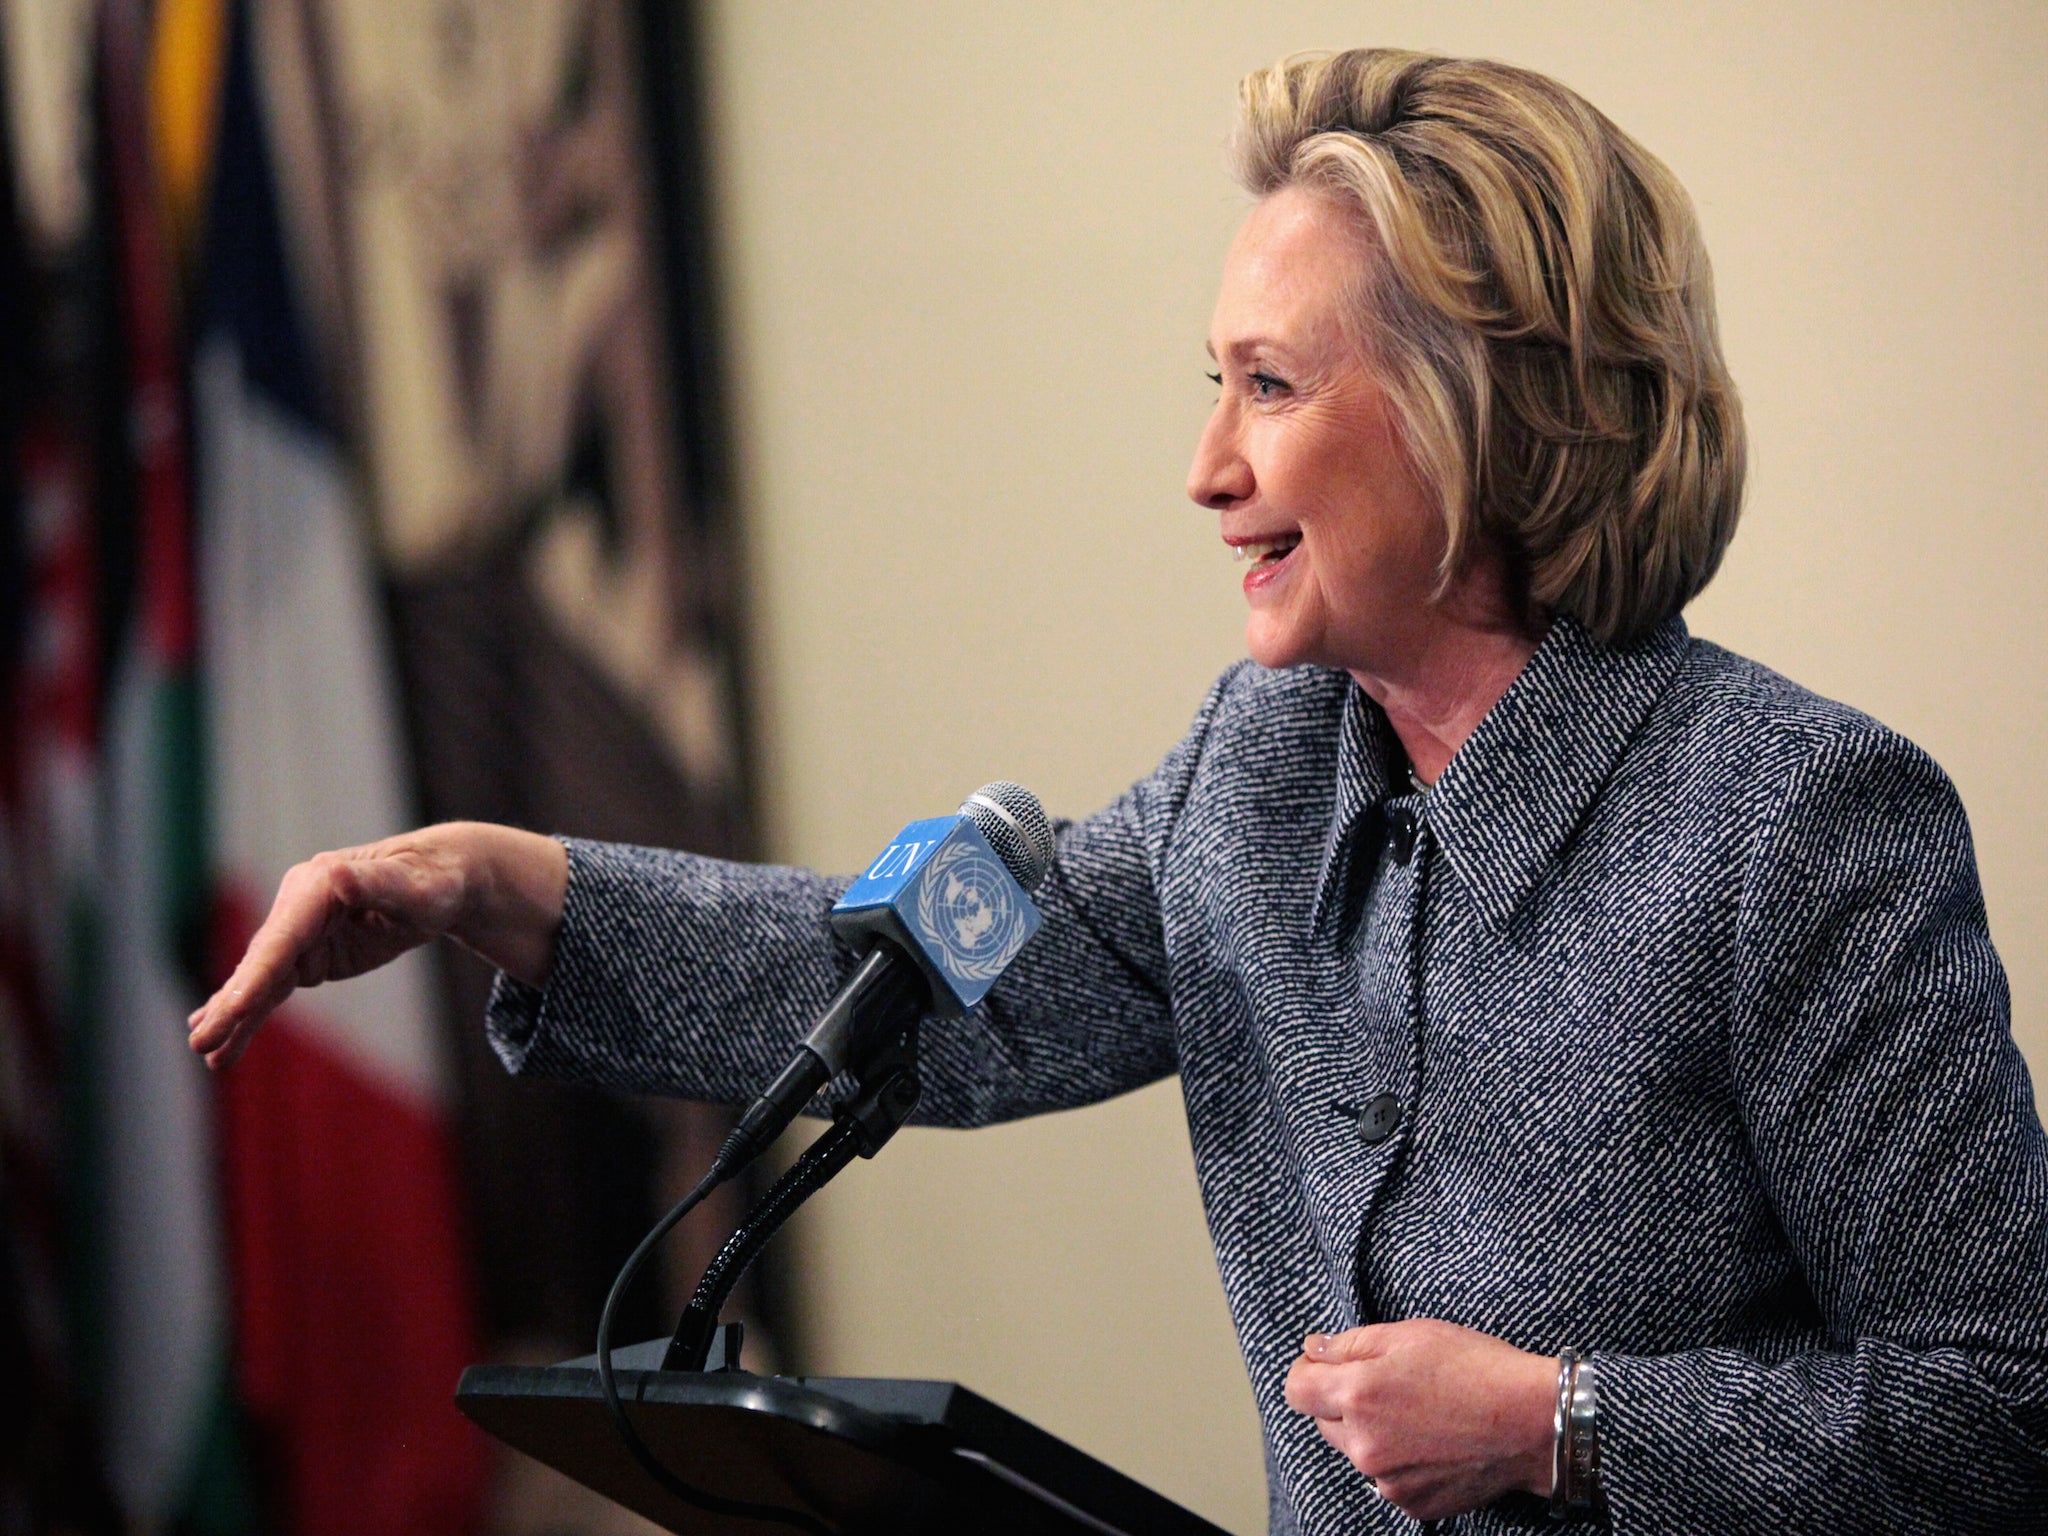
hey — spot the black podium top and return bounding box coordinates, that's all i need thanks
[457,1342,1234,1536]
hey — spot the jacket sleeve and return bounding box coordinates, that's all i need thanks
[1590,725,2048,1533]
[482,668,1242,1125]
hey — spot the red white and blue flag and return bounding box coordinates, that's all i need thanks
[192,8,486,1533]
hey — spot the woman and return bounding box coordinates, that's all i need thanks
[189,50,2048,1533]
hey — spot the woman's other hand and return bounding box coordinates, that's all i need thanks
[1283,1318,1557,1520]
[186,822,568,1070]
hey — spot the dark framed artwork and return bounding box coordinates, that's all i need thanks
[254,0,776,1365]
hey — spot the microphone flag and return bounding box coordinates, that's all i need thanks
[831,815,1043,1016]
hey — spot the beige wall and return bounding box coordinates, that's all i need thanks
[697,5,2048,1530]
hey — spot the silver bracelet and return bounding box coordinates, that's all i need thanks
[1568,1359,1601,1509]
[1550,1352,1603,1518]
[1549,1348,1576,1517]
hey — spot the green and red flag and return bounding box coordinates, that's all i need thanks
[88,0,250,1526]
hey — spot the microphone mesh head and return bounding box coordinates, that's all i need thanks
[960,781,1054,893]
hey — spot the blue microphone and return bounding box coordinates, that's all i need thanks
[710,782,1054,1179]
[830,784,1049,1016]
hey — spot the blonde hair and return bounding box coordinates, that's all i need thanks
[1233,50,1745,646]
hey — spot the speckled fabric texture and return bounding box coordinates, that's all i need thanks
[489,614,2048,1534]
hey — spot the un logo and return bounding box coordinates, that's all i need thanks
[911,839,1028,983]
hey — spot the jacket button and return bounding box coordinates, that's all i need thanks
[1386,808,1418,866]
[1356,1092,1402,1146]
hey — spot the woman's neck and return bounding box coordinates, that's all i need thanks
[1349,558,1545,785]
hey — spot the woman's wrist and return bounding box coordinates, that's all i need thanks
[444,822,569,988]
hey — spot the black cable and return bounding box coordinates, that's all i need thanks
[595,1164,833,1536]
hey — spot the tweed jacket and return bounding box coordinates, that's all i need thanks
[487,615,2048,1535]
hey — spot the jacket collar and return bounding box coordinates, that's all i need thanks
[1312,613,1692,936]
[1311,674,1404,933]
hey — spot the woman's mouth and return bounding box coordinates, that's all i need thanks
[1233,533,1302,580]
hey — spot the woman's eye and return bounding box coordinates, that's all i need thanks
[1206,369,1287,398]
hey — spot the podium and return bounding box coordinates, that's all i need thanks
[457,1338,1233,1535]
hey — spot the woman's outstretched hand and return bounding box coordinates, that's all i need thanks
[186,822,568,1070]
[1284,1318,1558,1521]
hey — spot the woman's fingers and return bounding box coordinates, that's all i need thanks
[1284,1327,1395,1421]
[187,839,456,1070]
[1303,1326,1391,1363]
[187,856,346,1065]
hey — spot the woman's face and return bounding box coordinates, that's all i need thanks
[1188,187,1446,681]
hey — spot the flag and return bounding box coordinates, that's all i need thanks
[86,1,255,1528]
[0,3,123,1527]
[193,7,485,1533]
[0,57,82,1504]
[1,375,114,1536]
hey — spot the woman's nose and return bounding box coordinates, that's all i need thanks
[1187,406,1253,509]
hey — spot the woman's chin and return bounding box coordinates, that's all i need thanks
[1244,619,1316,672]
